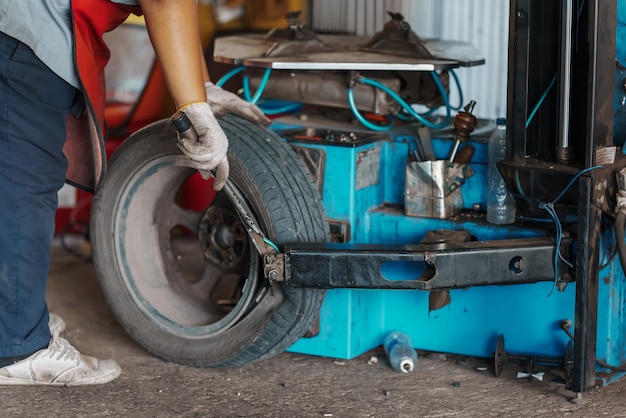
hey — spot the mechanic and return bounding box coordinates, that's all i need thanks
[0,0,269,386]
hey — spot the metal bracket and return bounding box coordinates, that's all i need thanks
[283,236,565,289]
[264,253,285,283]
[220,181,285,283]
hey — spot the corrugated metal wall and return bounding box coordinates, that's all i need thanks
[311,0,509,119]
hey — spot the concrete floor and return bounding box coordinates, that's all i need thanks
[5,239,626,417]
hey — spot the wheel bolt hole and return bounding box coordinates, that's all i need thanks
[234,240,245,256]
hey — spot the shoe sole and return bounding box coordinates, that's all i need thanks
[0,368,121,386]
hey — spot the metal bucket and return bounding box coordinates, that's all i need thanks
[404,160,473,219]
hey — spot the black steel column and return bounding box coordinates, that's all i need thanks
[569,0,616,393]
[571,176,601,393]
[507,0,560,162]
[507,0,530,161]
[583,0,616,162]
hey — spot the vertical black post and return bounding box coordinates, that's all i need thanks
[507,0,530,161]
[569,0,616,393]
[571,176,601,393]
[506,0,616,393]
[584,0,616,162]
[507,0,560,162]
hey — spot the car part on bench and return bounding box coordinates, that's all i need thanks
[91,115,330,367]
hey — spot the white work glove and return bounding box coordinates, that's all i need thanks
[174,102,229,191]
[204,82,271,126]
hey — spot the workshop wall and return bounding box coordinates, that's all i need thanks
[311,0,509,120]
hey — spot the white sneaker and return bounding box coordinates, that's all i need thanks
[48,313,66,334]
[0,330,121,386]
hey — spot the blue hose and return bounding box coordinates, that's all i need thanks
[216,66,246,88]
[242,68,272,104]
[220,65,455,131]
[449,69,464,111]
[218,66,302,115]
[258,100,304,115]
[347,88,394,131]
[397,70,461,118]
[354,72,451,130]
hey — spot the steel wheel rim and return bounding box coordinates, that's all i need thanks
[113,154,259,338]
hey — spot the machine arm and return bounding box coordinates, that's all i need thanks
[281,237,566,290]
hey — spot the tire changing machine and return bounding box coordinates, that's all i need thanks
[212,0,626,393]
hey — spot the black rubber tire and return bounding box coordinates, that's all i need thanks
[91,115,329,367]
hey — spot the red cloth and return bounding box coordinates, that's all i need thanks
[65,0,141,192]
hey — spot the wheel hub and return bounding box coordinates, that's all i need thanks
[198,204,249,269]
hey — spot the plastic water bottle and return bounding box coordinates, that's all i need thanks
[383,331,418,373]
[487,118,516,224]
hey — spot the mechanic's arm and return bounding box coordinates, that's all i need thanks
[138,0,206,108]
[139,0,229,190]
[140,0,269,124]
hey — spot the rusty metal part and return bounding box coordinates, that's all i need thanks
[492,334,574,382]
[283,236,564,289]
[247,70,403,115]
[494,334,506,377]
[556,145,575,165]
[198,203,249,269]
[360,12,433,59]
[217,182,284,283]
[264,253,285,283]
[420,230,472,312]
[221,181,278,258]
[214,34,483,70]
[263,11,327,57]
[449,100,478,161]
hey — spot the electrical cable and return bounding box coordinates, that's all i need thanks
[511,166,603,294]
[561,318,626,373]
[559,218,626,375]
[539,202,573,268]
[551,166,602,203]
[263,237,280,253]
[526,75,557,128]
[544,166,603,292]
[596,359,626,373]
[525,0,587,128]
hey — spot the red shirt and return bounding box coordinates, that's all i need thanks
[67,0,141,192]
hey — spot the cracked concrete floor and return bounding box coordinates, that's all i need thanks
[4,240,626,418]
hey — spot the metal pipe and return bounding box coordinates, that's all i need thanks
[557,0,574,164]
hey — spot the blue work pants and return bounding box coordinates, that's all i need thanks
[0,32,81,357]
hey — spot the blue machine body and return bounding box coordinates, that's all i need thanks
[237,0,626,383]
[614,0,626,146]
[268,123,582,361]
